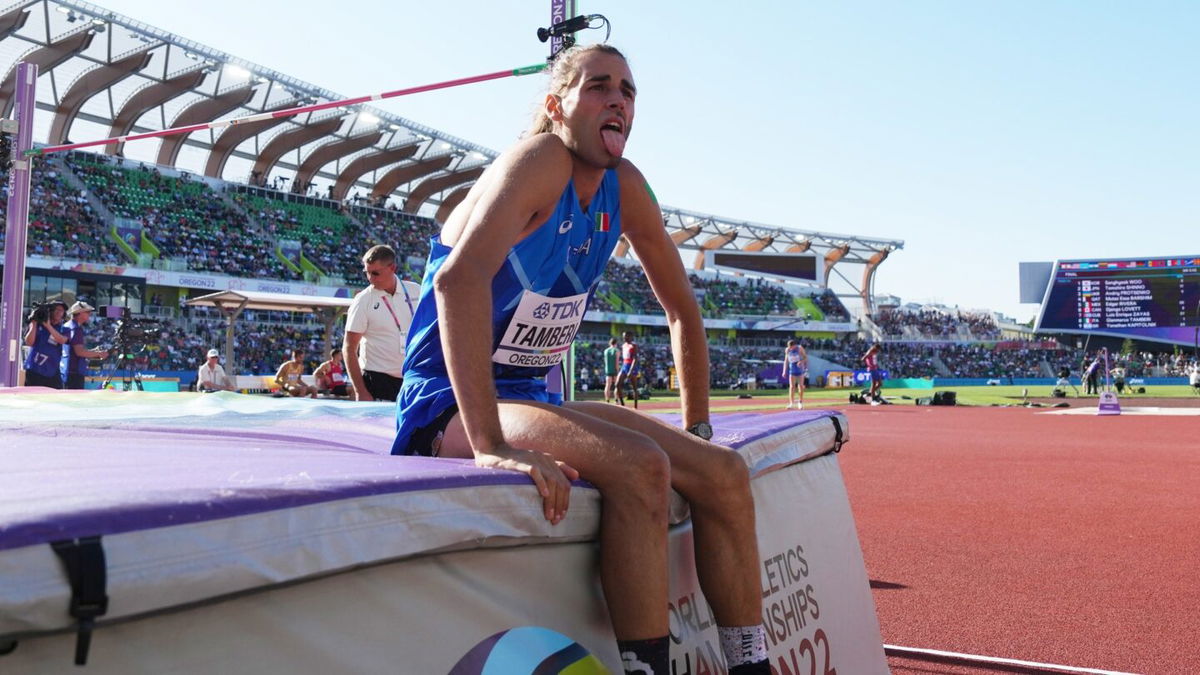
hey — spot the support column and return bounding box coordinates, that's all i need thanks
[823,244,851,288]
[1,62,37,387]
[316,307,347,368]
[861,248,890,316]
[219,299,248,378]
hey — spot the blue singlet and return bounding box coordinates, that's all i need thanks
[391,169,623,455]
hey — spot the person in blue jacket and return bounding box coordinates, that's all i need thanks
[23,301,69,388]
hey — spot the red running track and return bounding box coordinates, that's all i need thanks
[837,405,1200,674]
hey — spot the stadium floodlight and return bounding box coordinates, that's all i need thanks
[55,5,71,13]
[359,112,379,125]
[92,18,106,25]
[388,123,402,131]
[225,64,251,79]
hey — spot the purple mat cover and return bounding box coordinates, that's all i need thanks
[0,410,837,552]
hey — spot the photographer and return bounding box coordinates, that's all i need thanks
[62,302,109,390]
[22,301,69,388]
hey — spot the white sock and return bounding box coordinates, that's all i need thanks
[718,625,767,668]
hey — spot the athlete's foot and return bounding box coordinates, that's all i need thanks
[797,402,804,410]
[785,402,794,409]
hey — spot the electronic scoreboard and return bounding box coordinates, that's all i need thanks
[1035,256,1200,346]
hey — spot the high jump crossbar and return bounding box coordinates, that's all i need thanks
[26,63,548,157]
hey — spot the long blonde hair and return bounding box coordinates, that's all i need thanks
[526,44,627,137]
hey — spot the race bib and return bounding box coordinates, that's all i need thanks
[332,372,346,383]
[492,290,588,368]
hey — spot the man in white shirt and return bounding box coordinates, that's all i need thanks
[344,245,415,401]
[197,348,234,392]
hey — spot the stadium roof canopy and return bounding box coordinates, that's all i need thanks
[2,0,904,311]
[186,290,351,314]
[621,205,905,312]
[0,0,495,212]
[186,289,352,373]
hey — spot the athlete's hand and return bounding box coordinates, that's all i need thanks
[355,389,374,402]
[475,443,580,525]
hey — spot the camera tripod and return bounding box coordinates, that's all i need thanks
[100,349,144,391]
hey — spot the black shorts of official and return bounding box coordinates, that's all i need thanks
[65,372,87,390]
[403,405,460,457]
[362,370,402,402]
[329,384,349,397]
[25,371,63,389]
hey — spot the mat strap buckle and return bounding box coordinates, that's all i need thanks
[51,536,109,666]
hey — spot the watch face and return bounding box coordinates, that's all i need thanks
[690,422,713,439]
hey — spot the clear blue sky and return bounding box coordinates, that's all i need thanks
[93,1,1198,322]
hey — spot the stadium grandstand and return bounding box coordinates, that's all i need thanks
[0,0,1175,392]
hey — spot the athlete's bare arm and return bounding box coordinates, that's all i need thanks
[617,160,710,427]
[435,134,581,522]
[273,362,289,387]
[313,360,331,388]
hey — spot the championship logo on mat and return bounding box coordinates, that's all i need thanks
[449,626,607,674]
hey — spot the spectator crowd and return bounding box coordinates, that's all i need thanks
[873,307,1000,340]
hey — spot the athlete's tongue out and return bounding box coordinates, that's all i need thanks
[600,127,626,157]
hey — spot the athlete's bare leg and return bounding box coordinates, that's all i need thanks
[564,401,761,627]
[788,375,798,408]
[615,372,628,406]
[437,401,671,639]
[604,375,616,403]
[629,374,639,409]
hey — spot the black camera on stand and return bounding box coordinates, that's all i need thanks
[100,313,162,391]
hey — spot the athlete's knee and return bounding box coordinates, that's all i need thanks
[703,448,751,498]
[608,436,671,518]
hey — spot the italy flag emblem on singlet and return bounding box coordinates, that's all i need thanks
[595,212,610,232]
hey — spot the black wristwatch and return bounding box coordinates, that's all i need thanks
[686,421,713,440]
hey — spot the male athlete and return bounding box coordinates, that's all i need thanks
[615,331,640,408]
[781,339,808,409]
[314,348,353,398]
[603,337,619,403]
[862,343,884,404]
[391,45,768,675]
[274,349,317,398]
